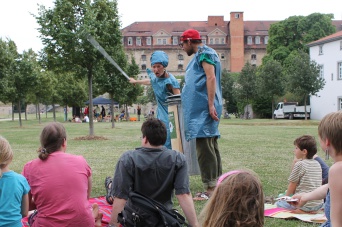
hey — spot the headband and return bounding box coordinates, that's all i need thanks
[217,170,243,186]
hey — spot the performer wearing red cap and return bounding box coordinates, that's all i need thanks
[179,29,223,200]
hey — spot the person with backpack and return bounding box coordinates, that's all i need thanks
[106,118,199,227]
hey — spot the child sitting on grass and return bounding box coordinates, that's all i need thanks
[0,136,30,227]
[276,135,323,213]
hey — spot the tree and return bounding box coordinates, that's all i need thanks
[7,49,39,127]
[257,59,285,119]
[221,69,238,115]
[267,13,336,64]
[284,50,325,120]
[0,39,17,104]
[35,0,123,135]
[236,62,257,118]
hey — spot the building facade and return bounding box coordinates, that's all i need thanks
[308,31,342,120]
[121,12,342,79]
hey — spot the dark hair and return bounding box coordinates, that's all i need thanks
[190,39,202,44]
[141,118,167,146]
[38,122,67,160]
[294,135,317,159]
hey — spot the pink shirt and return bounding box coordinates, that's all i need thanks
[23,151,94,227]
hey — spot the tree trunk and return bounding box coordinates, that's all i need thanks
[110,95,115,129]
[12,103,14,121]
[87,68,94,136]
[46,104,48,118]
[36,104,38,119]
[24,104,27,121]
[38,103,41,124]
[64,105,68,122]
[18,100,22,127]
[304,95,307,120]
[125,104,129,121]
[272,97,275,120]
[52,104,56,122]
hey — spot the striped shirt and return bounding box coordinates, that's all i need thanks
[289,159,323,209]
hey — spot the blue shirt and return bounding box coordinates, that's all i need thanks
[0,171,30,227]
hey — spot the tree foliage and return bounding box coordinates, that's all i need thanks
[221,69,238,114]
[35,0,123,135]
[284,50,325,119]
[257,59,285,119]
[267,13,336,64]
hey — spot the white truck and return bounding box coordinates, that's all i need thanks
[274,102,310,119]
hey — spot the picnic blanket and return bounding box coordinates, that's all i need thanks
[21,196,112,227]
[264,204,327,224]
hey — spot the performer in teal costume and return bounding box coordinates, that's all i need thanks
[129,51,180,149]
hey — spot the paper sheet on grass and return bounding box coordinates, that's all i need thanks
[264,204,327,224]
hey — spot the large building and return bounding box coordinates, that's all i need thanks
[121,12,342,79]
[308,30,342,120]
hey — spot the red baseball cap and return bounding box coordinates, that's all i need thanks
[180,29,201,41]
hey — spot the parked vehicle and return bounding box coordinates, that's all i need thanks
[274,102,310,119]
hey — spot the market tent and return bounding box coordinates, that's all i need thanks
[85,97,119,105]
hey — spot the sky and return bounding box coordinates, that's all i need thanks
[1,0,341,53]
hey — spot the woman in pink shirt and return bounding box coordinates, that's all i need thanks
[22,122,102,227]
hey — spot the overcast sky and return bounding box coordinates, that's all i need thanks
[1,0,341,53]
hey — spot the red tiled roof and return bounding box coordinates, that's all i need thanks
[307,30,342,47]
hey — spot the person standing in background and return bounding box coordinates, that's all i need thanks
[137,105,141,121]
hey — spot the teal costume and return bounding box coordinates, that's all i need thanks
[148,51,180,149]
[181,45,222,140]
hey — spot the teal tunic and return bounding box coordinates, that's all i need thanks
[181,45,223,140]
[147,69,180,149]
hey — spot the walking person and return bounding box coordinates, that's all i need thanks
[179,29,223,200]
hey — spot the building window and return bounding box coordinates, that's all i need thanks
[338,62,342,80]
[178,54,183,60]
[221,38,225,44]
[247,36,253,45]
[173,37,178,45]
[339,98,342,110]
[178,64,183,70]
[319,65,324,78]
[255,36,260,44]
[251,54,256,60]
[141,64,146,70]
[157,39,162,45]
[221,53,225,60]
[163,39,167,45]
[202,39,206,44]
[136,37,141,46]
[215,38,219,44]
[210,38,214,44]
[141,55,146,61]
[319,45,323,55]
[146,37,151,45]
[235,13,240,19]
[128,37,133,46]
[264,36,269,44]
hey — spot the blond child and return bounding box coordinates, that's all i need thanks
[276,135,323,212]
[199,170,264,227]
[0,136,30,227]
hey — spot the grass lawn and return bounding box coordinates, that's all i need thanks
[0,114,330,226]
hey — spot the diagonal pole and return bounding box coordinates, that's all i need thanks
[86,34,130,80]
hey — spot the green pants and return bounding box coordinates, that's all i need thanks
[196,137,222,189]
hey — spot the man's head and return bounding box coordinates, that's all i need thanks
[141,118,167,146]
[179,29,202,56]
[150,51,168,77]
[293,135,317,159]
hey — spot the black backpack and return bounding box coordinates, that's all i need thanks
[118,191,190,227]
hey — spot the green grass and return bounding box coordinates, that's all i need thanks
[0,115,330,227]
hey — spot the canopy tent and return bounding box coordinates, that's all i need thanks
[85,97,119,105]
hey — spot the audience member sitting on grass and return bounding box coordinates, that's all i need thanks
[276,135,323,213]
[75,115,82,123]
[199,170,264,227]
[0,136,30,227]
[22,122,102,227]
[83,114,89,123]
[105,118,199,227]
[292,111,342,227]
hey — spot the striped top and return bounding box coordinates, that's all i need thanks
[289,159,323,209]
